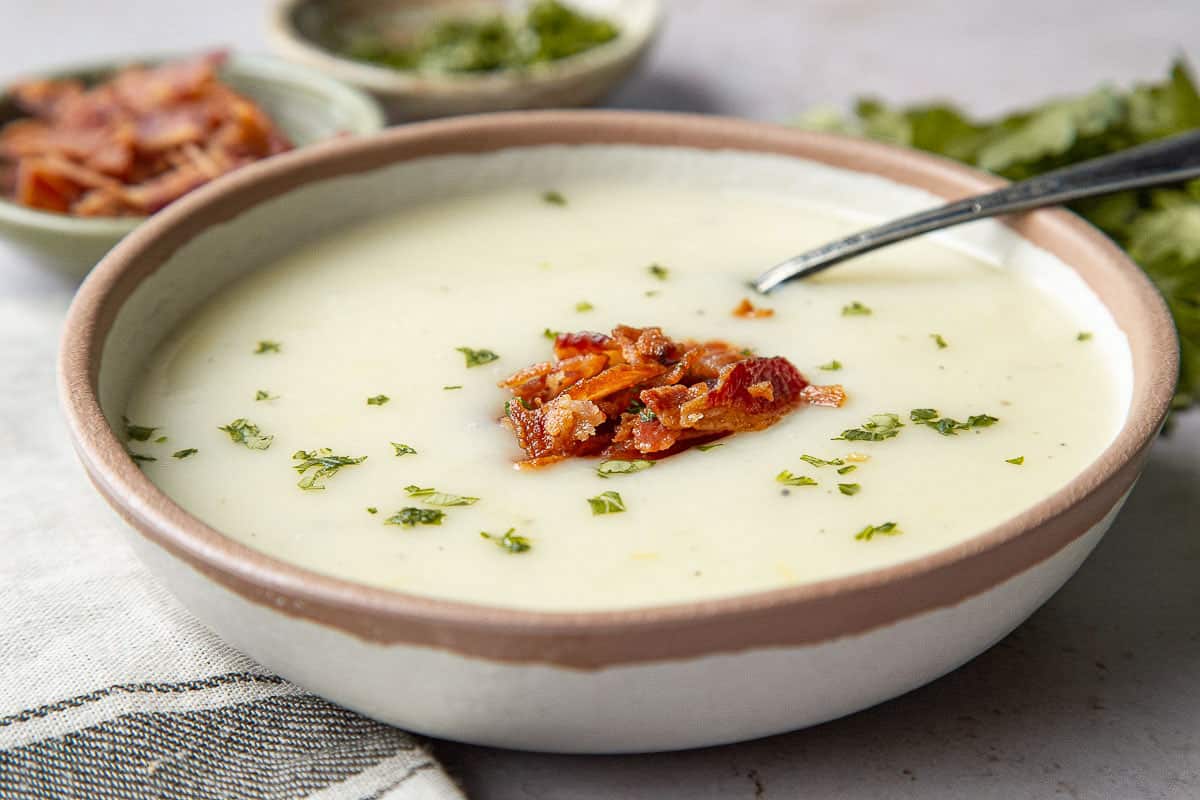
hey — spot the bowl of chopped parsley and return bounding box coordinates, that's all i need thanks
[267,0,661,119]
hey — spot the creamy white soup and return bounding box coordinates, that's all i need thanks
[125,163,1128,611]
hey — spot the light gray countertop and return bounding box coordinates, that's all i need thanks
[2,1,1198,797]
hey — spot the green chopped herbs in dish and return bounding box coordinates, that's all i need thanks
[218,418,273,450]
[910,408,999,436]
[575,301,594,312]
[404,484,479,507]
[391,442,417,456]
[596,459,654,477]
[543,190,567,206]
[855,521,902,541]
[367,394,390,406]
[254,340,280,354]
[481,528,532,553]
[292,448,367,490]
[819,360,842,371]
[647,263,669,280]
[931,333,948,349]
[340,0,619,75]
[842,301,872,316]
[123,417,159,442]
[776,470,817,487]
[1006,456,1026,465]
[587,490,626,514]
[386,507,445,528]
[456,346,499,367]
[835,413,904,442]
[838,483,862,496]
[172,448,198,459]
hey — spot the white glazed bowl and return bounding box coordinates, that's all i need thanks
[59,112,1177,753]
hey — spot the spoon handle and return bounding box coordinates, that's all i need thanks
[754,128,1200,293]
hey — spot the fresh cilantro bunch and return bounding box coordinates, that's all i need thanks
[798,60,1200,411]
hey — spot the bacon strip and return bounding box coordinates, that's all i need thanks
[500,325,847,467]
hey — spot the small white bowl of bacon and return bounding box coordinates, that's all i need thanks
[0,51,384,278]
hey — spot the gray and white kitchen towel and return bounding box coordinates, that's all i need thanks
[0,286,465,799]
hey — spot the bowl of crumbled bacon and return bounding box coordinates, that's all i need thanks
[0,51,383,277]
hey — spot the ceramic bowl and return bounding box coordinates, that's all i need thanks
[0,53,385,280]
[266,0,661,120]
[59,111,1177,753]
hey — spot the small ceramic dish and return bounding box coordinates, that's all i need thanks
[59,112,1177,753]
[0,53,385,280]
[266,0,661,119]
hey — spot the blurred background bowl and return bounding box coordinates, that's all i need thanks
[0,53,385,280]
[267,0,661,120]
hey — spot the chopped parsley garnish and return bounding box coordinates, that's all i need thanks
[575,301,594,312]
[1006,456,1026,465]
[391,442,417,456]
[367,394,390,406]
[543,328,560,340]
[835,413,903,442]
[587,490,626,514]
[481,528,532,553]
[172,448,198,459]
[645,290,660,297]
[385,507,445,527]
[931,333,949,349]
[696,442,724,452]
[154,436,167,444]
[776,470,818,487]
[123,417,159,442]
[838,483,862,496]
[855,521,901,541]
[291,449,367,490]
[404,484,479,506]
[1077,331,1094,341]
[842,301,872,316]
[218,418,273,450]
[800,454,844,467]
[596,459,654,477]
[542,190,567,206]
[819,360,843,371]
[837,464,858,475]
[128,450,156,464]
[456,346,499,367]
[647,263,669,280]
[254,340,281,354]
[909,408,1000,436]
[367,507,378,514]
[254,390,277,401]
[443,385,463,390]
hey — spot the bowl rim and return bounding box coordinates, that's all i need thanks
[0,51,386,233]
[59,110,1178,668]
[265,0,662,95]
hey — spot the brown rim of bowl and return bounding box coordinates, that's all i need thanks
[59,111,1178,670]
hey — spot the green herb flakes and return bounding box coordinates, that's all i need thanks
[855,521,902,541]
[481,528,532,553]
[456,346,499,367]
[254,390,276,401]
[1006,456,1026,465]
[404,484,479,506]
[391,442,417,456]
[443,385,463,391]
[819,360,843,371]
[123,417,159,442]
[385,507,445,528]
[172,448,198,459]
[291,449,367,490]
[842,301,872,316]
[835,413,903,442]
[542,190,567,206]
[776,470,818,487]
[367,507,378,514]
[800,454,845,468]
[543,328,560,340]
[596,459,654,477]
[575,301,594,312]
[696,442,724,452]
[647,263,669,280]
[909,408,1000,436]
[931,333,949,349]
[218,418,273,450]
[838,483,862,496]
[128,450,156,464]
[587,490,626,514]
[1077,331,1094,341]
[837,464,858,475]
[367,394,390,406]
[254,340,280,354]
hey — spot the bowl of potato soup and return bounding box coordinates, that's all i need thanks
[59,111,1177,753]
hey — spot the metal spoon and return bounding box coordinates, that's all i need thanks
[753,128,1200,293]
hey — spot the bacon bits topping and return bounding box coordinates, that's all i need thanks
[0,53,292,217]
[732,298,775,318]
[500,325,846,467]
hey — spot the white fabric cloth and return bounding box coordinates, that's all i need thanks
[0,264,464,800]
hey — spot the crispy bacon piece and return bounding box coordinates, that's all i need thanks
[732,297,774,319]
[499,325,847,467]
[0,53,292,217]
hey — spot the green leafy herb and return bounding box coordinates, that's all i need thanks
[291,449,367,490]
[647,263,669,280]
[481,528,532,553]
[367,507,378,514]
[172,448,198,459]
[218,418,273,450]
[367,394,390,406]
[855,521,902,541]
[800,454,844,467]
[596,459,654,477]
[575,301,594,312]
[456,346,499,367]
[645,290,660,297]
[123,417,159,442]
[254,340,280,354]
[254,390,276,401]
[818,359,843,371]
[776,470,818,487]
[587,490,626,514]
[385,507,445,527]
[128,450,156,464]
[796,59,1200,412]
[909,408,1000,436]
[153,436,167,444]
[909,408,939,422]
[835,413,904,442]
[404,484,478,506]
[443,385,463,390]
[1077,331,1094,341]
[837,464,858,475]
[696,442,724,452]
[931,333,949,349]
[543,190,567,206]
[842,301,872,316]
[543,327,560,340]
[1006,456,1026,465]
[391,442,417,456]
[838,483,862,496]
